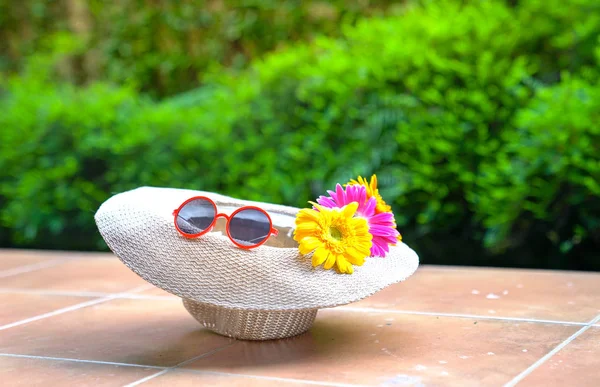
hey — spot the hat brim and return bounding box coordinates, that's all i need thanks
[95,187,419,311]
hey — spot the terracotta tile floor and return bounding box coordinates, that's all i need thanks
[0,249,599,387]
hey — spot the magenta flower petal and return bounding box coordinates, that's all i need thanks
[369,225,398,236]
[370,212,395,225]
[316,196,337,208]
[364,196,376,216]
[336,184,345,203]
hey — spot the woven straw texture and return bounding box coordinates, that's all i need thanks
[183,299,317,340]
[95,187,419,311]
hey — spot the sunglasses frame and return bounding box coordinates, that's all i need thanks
[173,196,279,249]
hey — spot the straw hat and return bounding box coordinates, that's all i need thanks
[95,187,419,340]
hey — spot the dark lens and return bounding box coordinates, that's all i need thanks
[229,208,272,247]
[176,198,216,235]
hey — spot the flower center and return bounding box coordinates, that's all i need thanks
[328,226,343,241]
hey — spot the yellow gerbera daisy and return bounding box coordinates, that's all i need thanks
[347,174,392,214]
[294,202,372,274]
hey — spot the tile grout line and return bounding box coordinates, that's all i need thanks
[0,288,118,298]
[122,341,237,387]
[0,258,67,279]
[412,265,600,277]
[181,369,371,387]
[0,352,367,387]
[0,250,117,260]
[90,293,175,301]
[0,284,152,331]
[503,313,600,387]
[0,288,176,300]
[0,353,166,370]
[0,287,592,327]
[0,297,118,331]
[335,307,589,327]
[125,341,368,387]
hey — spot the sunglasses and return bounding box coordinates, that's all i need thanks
[173,196,279,249]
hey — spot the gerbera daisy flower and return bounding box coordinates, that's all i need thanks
[317,184,399,257]
[294,202,372,274]
[347,174,392,214]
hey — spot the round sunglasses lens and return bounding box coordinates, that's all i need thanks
[229,209,272,247]
[176,199,216,235]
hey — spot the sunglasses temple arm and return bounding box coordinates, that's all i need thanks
[271,228,279,236]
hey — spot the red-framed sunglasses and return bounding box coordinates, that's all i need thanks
[173,196,279,249]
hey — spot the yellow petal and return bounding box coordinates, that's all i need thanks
[345,245,364,259]
[294,231,316,243]
[299,237,321,255]
[295,218,319,230]
[294,222,319,235]
[344,247,367,265]
[350,216,368,230]
[308,201,332,215]
[323,252,336,270]
[293,230,311,242]
[355,244,372,258]
[352,256,366,267]
[371,174,378,190]
[312,246,329,267]
[336,257,354,274]
[356,236,373,247]
[295,208,320,224]
[341,201,359,218]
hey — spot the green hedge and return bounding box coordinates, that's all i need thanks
[476,75,600,268]
[0,0,397,97]
[0,54,240,249]
[1,0,599,269]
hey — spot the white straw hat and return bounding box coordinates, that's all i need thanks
[95,187,419,340]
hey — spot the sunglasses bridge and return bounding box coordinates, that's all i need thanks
[172,209,232,222]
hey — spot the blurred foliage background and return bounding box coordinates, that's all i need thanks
[1,0,599,270]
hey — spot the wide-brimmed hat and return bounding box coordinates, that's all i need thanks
[95,186,419,340]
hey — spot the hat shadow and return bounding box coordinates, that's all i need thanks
[109,310,358,368]
[184,311,407,371]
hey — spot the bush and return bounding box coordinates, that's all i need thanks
[0,0,398,97]
[475,75,600,268]
[1,0,599,269]
[210,0,597,266]
[514,0,600,78]
[0,52,241,249]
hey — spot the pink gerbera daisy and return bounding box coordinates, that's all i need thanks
[316,184,399,257]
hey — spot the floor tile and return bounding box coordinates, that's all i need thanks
[0,356,157,387]
[0,298,232,367]
[0,249,113,262]
[0,258,147,293]
[137,286,179,299]
[143,370,318,387]
[182,309,578,386]
[0,251,63,273]
[352,266,600,322]
[518,326,600,387]
[0,294,96,326]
